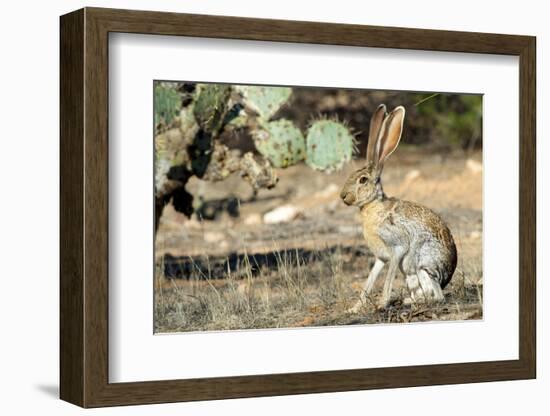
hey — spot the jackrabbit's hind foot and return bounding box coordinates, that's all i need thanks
[402,296,414,306]
[408,289,445,306]
[375,296,392,311]
[406,272,445,305]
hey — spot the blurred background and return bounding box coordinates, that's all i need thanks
[241,87,482,153]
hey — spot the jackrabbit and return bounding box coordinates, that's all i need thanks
[340,104,457,313]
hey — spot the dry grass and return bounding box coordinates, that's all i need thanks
[154,242,482,333]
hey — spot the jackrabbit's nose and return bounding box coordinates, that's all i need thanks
[341,192,355,205]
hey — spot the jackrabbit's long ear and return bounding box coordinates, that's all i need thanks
[375,106,405,173]
[366,104,387,164]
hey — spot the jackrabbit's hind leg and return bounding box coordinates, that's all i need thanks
[404,274,420,305]
[409,269,444,304]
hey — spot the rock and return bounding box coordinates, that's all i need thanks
[185,217,202,229]
[326,199,339,213]
[313,183,340,199]
[404,169,421,183]
[469,230,482,239]
[338,224,361,235]
[204,231,225,243]
[466,159,483,174]
[244,213,262,225]
[263,205,301,224]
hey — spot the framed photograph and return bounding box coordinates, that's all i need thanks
[60,7,536,408]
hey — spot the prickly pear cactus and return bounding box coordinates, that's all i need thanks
[191,84,233,177]
[238,85,292,119]
[154,84,181,129]
[305,119,355,172]
[154,104,199,198]
[253,119,306,168]
[193,84,232,134]
[153,81,358,233]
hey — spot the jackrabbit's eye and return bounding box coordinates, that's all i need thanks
[359,176,368,184]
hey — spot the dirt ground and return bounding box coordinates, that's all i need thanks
[155,149,483,333]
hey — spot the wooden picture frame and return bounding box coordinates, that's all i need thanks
[60,7,536,408]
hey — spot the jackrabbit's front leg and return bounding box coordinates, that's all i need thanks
[378,250,404,309]
[348,258,385,313]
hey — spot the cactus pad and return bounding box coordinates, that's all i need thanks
[193,84,232,134]
[154,84,181,129]
[306,119,355,172]
[238,85,292,119]
[253,119,306,168]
